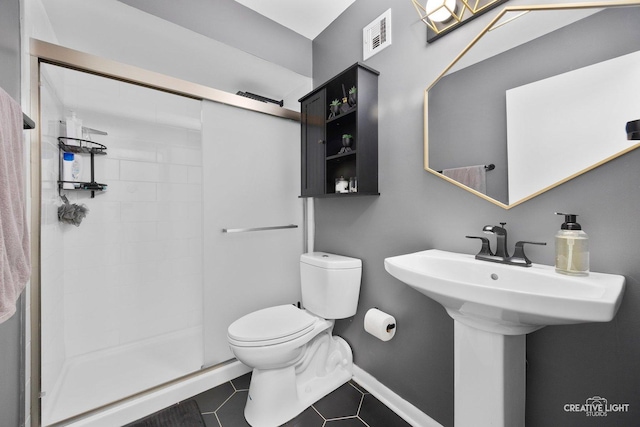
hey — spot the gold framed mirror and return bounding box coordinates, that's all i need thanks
[424,0,640,209]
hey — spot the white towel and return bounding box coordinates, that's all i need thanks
[0,87,30,324]
[442,165,487,194]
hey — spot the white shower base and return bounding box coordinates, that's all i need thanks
[43,326,217,426]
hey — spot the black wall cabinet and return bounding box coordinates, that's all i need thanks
[300,63,379,197]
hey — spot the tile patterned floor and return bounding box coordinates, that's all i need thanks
[191,373,412,427]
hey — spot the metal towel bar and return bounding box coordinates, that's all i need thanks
[222,224,298,233]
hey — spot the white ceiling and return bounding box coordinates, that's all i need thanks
[233,0,356,39]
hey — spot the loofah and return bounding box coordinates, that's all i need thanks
[58,200,89,227]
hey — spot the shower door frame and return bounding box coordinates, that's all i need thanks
[29,38,301,426]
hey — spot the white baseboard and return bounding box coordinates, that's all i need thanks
[352,365,443,427]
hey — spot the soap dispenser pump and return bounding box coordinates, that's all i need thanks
[555,212,589,276]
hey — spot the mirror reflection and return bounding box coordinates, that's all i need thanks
[425,3,640,208]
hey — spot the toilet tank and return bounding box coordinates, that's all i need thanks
[300,252,362,319]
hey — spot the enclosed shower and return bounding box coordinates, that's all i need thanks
[36,55,303,426]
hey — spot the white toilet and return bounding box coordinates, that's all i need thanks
[227,252,362,427]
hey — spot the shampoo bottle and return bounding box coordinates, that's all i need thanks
[555,212,589,276]
[62,152,83,189]
[62,152,75,189]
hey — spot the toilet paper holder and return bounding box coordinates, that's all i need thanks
[375,307,396,332]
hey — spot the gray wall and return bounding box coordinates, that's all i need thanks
[313,2,640,426]
[119,0,312,77]
[0,0,24,426]
[0,0,21,100]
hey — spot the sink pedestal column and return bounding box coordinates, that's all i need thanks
[454,321,525,427]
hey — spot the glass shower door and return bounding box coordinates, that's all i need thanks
[201,100,303,366]
[39,64,204,424]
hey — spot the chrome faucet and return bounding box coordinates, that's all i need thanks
[466,222,546,267]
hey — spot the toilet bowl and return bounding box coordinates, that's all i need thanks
[227,252,362,427]
[228,305,331,368]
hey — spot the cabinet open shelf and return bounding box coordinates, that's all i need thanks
[316,191,380,198]
[326,107,356,124]
[326,150,356,161]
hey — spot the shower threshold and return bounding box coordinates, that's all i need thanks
[43,327,203,426]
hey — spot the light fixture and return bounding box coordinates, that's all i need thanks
[426,0,457,23]
[412,0,508,43]
[626,119,640,140]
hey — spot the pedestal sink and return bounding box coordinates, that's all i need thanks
[384,249,625,427]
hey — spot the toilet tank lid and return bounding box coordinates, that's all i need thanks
[300,252,362,269]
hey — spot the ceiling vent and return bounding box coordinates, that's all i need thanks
[363,9,392,61]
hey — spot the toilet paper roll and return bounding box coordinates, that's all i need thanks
[364,308,396,341]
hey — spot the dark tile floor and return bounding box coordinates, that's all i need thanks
[191,372,412,427]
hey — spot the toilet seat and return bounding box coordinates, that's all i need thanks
[228,305,318,347]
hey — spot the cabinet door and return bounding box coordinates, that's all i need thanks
[301,89,326,196]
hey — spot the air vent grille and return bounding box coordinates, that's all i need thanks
[363,9,392,61]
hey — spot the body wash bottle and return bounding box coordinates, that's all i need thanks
[62,152,75,189]
[555,212,589,276]
[62,152,83,189]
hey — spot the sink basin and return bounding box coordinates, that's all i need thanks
[384,249,625,335]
